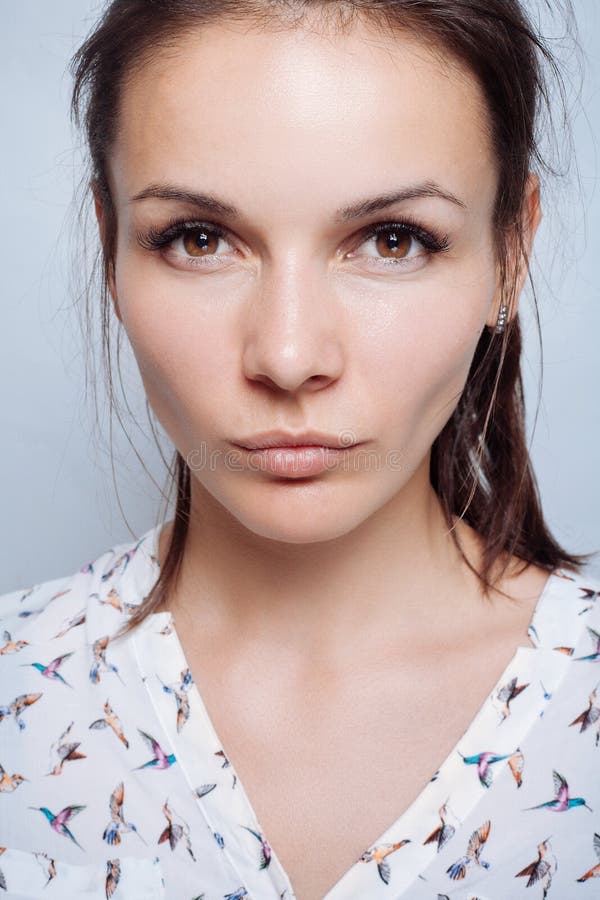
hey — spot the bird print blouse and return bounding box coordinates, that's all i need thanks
[1,522,600,900]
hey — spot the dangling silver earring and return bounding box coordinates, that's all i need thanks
[495,304,509,334]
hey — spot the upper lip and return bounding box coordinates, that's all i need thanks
[233,430,359,450]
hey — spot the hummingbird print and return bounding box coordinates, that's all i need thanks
[0,761,27,793]
[105,859,121,898]
[101,540,143,581]
[524,769,593,812]
[89,635,125,685]
[241,824,272,869]
[158,667,193,732]
[578,587,600,615]
[0,691,42,730]
[22,651,74,686]
[34,851,57,887]
[576,831,600,882]
[569,682,600,745]
[29,803,87,850]
[358,840,411,884]
[215,749,237,788]
[422,798,458,852]
[89,699,130,748]
[492,675,529,722]
[52,608,86,639]
[158,799,196,860]
[0,630,29,655]
[134,729,176,770]
[446,820,491,880]
[102,781,147,846]
[223,890,248,900]
[514,835,557,898]
[458,748,516,788]
[195,783,217,798]
[574,626,600,662]
[46,720,87,775]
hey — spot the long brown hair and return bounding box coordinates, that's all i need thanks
[69,0,597,635]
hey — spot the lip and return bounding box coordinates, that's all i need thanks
[232,430,360,450]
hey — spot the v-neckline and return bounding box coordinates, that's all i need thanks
[127,523,575,900]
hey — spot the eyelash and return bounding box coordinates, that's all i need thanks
[135,215,451,269]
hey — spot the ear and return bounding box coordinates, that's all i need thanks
[93,184,122,324]
[486,172,542,330]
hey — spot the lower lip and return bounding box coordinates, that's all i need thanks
[235,444,357,478]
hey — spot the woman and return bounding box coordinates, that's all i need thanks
[0,1,598,897]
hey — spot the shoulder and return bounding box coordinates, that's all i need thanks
[0,525,161,651]
[530,565,600,657]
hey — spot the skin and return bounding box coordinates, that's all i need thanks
[96,17,545,671]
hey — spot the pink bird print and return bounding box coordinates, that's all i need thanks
[134,729,177,770]
[241,824,272,869]
[158,667,193,732]
[103,781,147,846]
[576,831,600,882]
[89,635,125,685]
[46,720,87,775]
[524,769,593,812]
[569,682,600,745]
[80,561,94,574]
[106,859,121,898]
[358,840,411,884]
[422,798,457,852]
[0,762,27,793]
[574,625,600,662]
[52,608,87,639]
[0,692,43,730]
[0,630,29,655]
[492,675,529,722]
[515,835,557,898]
[158,799,196,860]
[29,803,87,850]
[458,749,512,788]
[89,699,130,748]
[22,652,74,687]
[446,819,491,880]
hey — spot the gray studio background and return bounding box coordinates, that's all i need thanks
[1,0,599,590]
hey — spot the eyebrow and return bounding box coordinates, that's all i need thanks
[129,180,467,222]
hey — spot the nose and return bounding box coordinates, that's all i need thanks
[241,260,345,393]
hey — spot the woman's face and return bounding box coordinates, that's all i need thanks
[101,17,526,543]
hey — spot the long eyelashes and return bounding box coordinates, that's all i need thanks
[135,215,451,267]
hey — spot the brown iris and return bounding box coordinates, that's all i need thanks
[374,229,411,259]
[182,228,219,257]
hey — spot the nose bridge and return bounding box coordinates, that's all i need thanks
[241,253,344,392]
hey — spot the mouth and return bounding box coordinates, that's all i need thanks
[232,437,362,478]
[233,429,361,451]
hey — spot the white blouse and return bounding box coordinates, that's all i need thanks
[1,522,600,899]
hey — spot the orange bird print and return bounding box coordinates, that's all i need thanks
[577,831,600,883]
[514,835,557,898]
[158,667,193,732]
[34,851,57,887]
[103,781,148,846]
[569,682,600,745]
[0,762,27,793]
[422,798,457,852]
[492,675,529,722]
[89,699,130,748]
[0,630,29,655]
[106,859,121,898]
[52,609,86,639]
[47,720,87,775]
[89,635,125,685]
[446,819,491,880]
[0,692,42,730]
[158,800,196,860]
[358,839,411,884]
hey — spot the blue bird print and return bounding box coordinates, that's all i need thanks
[134,729,176,770]
[241,824,272,869]
[21,652,74,687]
[29,803,87,850]
[446,819,491,880]
[523,769,593,812]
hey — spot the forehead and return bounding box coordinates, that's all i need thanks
[109,18,496,219]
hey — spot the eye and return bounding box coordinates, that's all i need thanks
[136,219,237,268]
[346,219,451,269]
